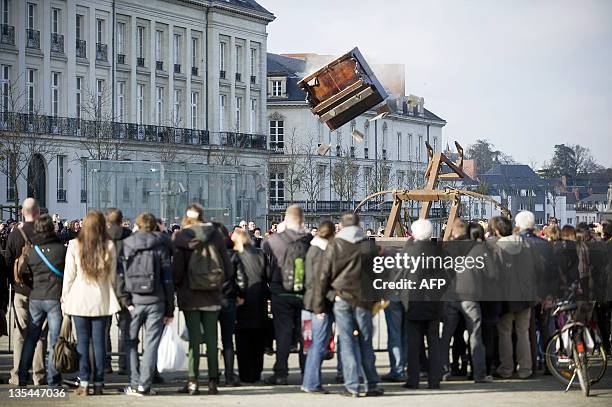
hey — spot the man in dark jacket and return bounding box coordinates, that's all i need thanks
[5,198,46,386]
[262,204,311,385]
[314,213,383,397]
[105,208,132,374]
[17,214,66,387]
[118,213,174,396]
[400,219,448,389]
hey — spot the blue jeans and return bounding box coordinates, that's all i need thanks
[384,300,407,378]
[18,300,62,386]
[440,301,486,381]
[73,315,109,386]
[219,298,237,380]
[302,311,333,390]
[333,298,379,394]
[128,303,165,390]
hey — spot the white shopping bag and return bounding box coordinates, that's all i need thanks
[157,325,187,372]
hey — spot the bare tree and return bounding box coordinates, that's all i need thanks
[0,74,63,208]
[299,134,324,204]
[269,128,304,203]
[79,82,126,161]
[331,149,360,205]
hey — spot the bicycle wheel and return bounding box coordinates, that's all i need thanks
[544,331,607,386]
[573,346,590,397]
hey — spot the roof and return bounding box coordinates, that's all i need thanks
[579,193,607,203]
[266,53,446,123]
[478,164,545,190]
[213,0,273,17]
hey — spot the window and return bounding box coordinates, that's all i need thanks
[397,132,402,160]
[235,96,241,131]
[397,170,405,187]
[190,91,198,129]
[137,26,144,58]
[116,22,125,54]
[27,3,35,29]
[219,42,225,71]
[269,172,285,202]
[350,122,355,147]
[173,89,181,124]
[235,45,242,74]
[219,94,226,131]
[76,14,82,40]
[2,0,9,25]
[137,84,144,125]
[75,77,82,119]
[269,120,284,150]
[155,86,163,125]
[1,65,9,112]
[249,98,256,133]
[364,121,369,149]
[417,135,423,161]
[272,80,282,96]
[117,82,125,122]
[173,34,181,65]
[57,155,66,201]
[96,19,104,43]
[364,167,372,194]
[51,8,60,34]
[155,30,162,61]
[191,37,198,68]
[250,48,256,76]
[80,158,87,202]
[96,79,104,118]
[6,155,16,201]
[26,68,35,113]
[51,72,59,116]
[408,134,413,160]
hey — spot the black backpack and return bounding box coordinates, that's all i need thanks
[281,235,309,293]
[123,248,157,294]
[187,240,225,291]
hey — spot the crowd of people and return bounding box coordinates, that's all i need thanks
[0,198,610,398]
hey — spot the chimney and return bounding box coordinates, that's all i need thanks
[573,186,579,201]
[561,175,567,189]
[588,186,593,196]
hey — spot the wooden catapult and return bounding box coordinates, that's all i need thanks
[355,141,510,241]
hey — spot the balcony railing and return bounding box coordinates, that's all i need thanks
[219,131,267,150]
[0,24,15,45]
[269,141,284,152]
[76,39,87,58]
[50,33,64,53]
[269,200,395,214]
[250,75,256,84]
[191,66,198,76]
[235,72,242,82]
[156,60,163,71]
[137,57,145,68]
[220,70,226,79]
[26,29,40,49]
[0,112,271,152]
[174,64,181,74]
[96,43,107,61]
[117,53,126,64]
[57,189,67,202]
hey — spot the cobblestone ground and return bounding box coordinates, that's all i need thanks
[0,351,611,407]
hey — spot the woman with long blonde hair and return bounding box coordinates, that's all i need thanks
[62,210,120,396]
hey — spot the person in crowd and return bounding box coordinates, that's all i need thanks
[62,210,121,396]
[381,291,407,381]
[5,198,46,386]
[232,228,268,383]
[105,208,132,375]
[117,212,174,397]
[52,213,64,237]
[239,220,248,230]
[247,221,256,237]
[17,214,66,388]
[493,214,533,379]
[252,227,263,248]
[401,219,447,389]
[309,227,318,237]
[262,205,311,385]
[220,232,248,387]
[440,219,494,383]
[172,203,232,396]
[314,213,384,397]
[301,220,335,393]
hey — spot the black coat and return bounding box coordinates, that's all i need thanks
[24,234,66,301]
[5,222,35,296]
[235,245,269,330]
[303,237,329,312]
[262,229,312,296]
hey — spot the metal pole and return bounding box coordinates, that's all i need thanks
[374,120,378,202]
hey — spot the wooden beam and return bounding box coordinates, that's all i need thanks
[443,199,460,241]
[384,199,402,237]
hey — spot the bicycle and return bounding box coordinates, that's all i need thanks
[544,282,607,397]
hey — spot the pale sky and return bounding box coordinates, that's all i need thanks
[258,0,612,169]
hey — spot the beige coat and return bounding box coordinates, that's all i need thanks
[61,239,121,317]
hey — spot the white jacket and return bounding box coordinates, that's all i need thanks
[61,239,121,317]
